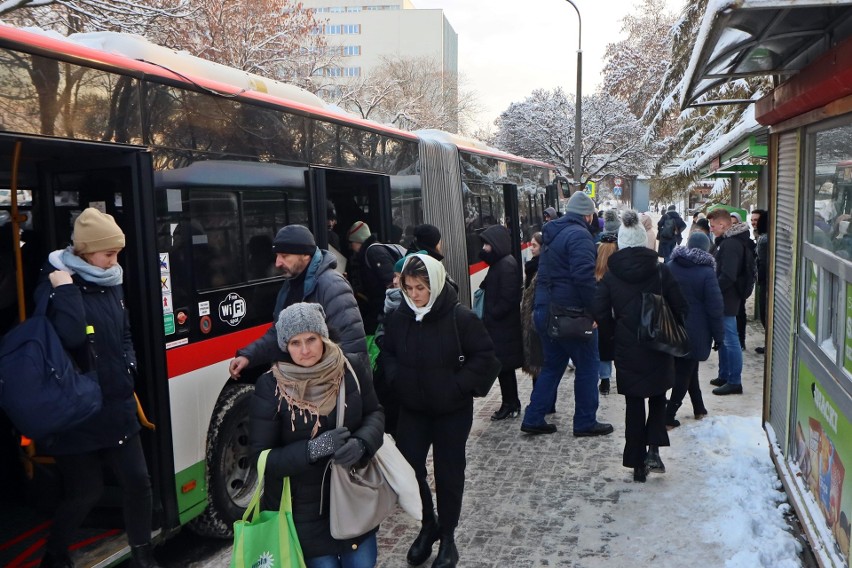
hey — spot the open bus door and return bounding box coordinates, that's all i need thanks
[502,184,522,266]
[0,136,173,567]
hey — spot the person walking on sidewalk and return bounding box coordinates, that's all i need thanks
[593,210,688,482]
[521,232,544,386]
[665,232,725,428]
[478,225,524,420]
[383,254,499,568]
[522,191,614,437]
[707,208,752,395]
[595,210,621,396]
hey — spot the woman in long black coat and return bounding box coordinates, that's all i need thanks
[665,232,725,427]
[384,254,499,568]
[593,211,688,483]
[478,225,523,420]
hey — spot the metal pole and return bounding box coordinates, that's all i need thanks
[565,0,582,189]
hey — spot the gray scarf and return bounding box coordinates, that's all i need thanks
[51,247,123,287]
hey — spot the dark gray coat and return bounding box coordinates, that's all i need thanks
[592,247,688,398]
[249,352,384,559]
[237,249,367,365]
[479,225,523,370]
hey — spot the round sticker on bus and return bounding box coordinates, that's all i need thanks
[200,315,212,334]
[218,293,247,327]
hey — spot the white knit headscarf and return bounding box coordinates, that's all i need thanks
[400,254,447,321]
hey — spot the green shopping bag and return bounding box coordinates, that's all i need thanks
[366,334,380,371]
[230,449,306,568]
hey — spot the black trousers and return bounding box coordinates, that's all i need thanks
[623,395,669,469]
[496,367,519,407]
[47,434,153,553]
[395,402,473,534]
[669,358,707,417]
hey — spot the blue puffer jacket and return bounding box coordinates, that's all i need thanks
[666,246,726,361]
[34,261,139,454]
[238,249,367,367]
[533,213,597,310]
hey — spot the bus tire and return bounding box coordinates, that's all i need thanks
[187,383,256,539]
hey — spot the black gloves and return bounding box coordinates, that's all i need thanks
[333,438,366,468]
[307,427,350,463]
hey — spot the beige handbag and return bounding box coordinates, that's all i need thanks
[326,365,398,540]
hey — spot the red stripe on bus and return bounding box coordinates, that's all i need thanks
[468,261,487,275]
[0,521,51,552]
[166,324,270,378]
[69,529,121,551]
[5,537,45,568]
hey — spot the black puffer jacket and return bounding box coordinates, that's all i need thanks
[479,226,523,370]
[383,285,499,414]
[249,352,384,559]
[34,260,139,454]
[592,247,688,398]
[712,223,753,315]
[238,249,367,366]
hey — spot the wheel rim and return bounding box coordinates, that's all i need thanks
[222,414,255,508]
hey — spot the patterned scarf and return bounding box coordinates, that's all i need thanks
[272,338,345,438]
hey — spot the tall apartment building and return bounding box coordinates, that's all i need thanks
[301,0,459,129]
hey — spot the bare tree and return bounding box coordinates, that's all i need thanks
[332,55,481,135]
[494,88,652,185]
[0,0,190,35]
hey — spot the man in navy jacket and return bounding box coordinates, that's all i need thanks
[521,191,614,437]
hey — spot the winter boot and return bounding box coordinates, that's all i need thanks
[665,400,681,430]
[129,543,164,568]
[431,533,459,568]
[407,513,441,566]
[645,445,666,474]
[490,403,520,421]
[39,549,74,568]
[598,379,610,395]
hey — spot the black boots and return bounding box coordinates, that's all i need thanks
[431,533,459,568]
[39,550,74,568]
[407,514,441,566]
[645,445,666,474]
[633,465,648,482]
[598,378,610,395]
[129,543,164,568]
[490,403,520,421]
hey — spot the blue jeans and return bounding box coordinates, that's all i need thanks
[524,306,601,431]
[599,360,612,380]
[305,532,377,568]
[717,316,742,386]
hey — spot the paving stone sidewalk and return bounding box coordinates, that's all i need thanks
[375,315,770,568]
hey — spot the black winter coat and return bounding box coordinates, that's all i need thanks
[667,246,726,361]
[592,247,688,398]
[712,223,753,315]
[238,249,367,366]
[350,236,400,334]
[479,226,523,370]
[34,260,139,454]
[249,352,384,559]
[384,285,499,414]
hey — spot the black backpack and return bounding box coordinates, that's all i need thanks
[364,243,406,272]
[0,295,102,439]
[658,215,677,240]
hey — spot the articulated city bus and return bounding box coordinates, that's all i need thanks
[0,24,557,566]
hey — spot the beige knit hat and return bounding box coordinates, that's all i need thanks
[347,221,371,244]
[73,208,125,254]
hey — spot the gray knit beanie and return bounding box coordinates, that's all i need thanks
[566,191,595,215]
[275,302,329,349]
[687,231,712,252]
[603,209,621,233]
[618,210,647,249]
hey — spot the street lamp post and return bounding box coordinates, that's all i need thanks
[564,0,582,192]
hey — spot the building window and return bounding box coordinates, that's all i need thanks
[347,6,362,11]
[343,45,361,56]
[343,67,361,77]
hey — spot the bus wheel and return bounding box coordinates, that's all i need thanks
[188,383,256,538]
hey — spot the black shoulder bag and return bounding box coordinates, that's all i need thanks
[637,265,690,357]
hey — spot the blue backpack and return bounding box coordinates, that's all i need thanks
[0,295,102,439]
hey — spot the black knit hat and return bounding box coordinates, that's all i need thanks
[413,224,441,250]
[272,225,317,255]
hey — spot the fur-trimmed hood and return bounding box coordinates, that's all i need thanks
[669,245,716,268]
[723,222,750,239]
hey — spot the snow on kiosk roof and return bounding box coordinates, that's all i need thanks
[681,0,852,110]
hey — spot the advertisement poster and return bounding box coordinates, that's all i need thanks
[794,363,852,564]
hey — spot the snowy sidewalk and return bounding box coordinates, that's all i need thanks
[374,316,808,568]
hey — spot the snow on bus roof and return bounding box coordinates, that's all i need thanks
[416,129,554,169]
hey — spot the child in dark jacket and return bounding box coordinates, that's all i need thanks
[35,208,161,568]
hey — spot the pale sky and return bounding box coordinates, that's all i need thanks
[412,0,685,130]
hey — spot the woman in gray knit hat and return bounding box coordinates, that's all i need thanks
[249,302,385,566]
